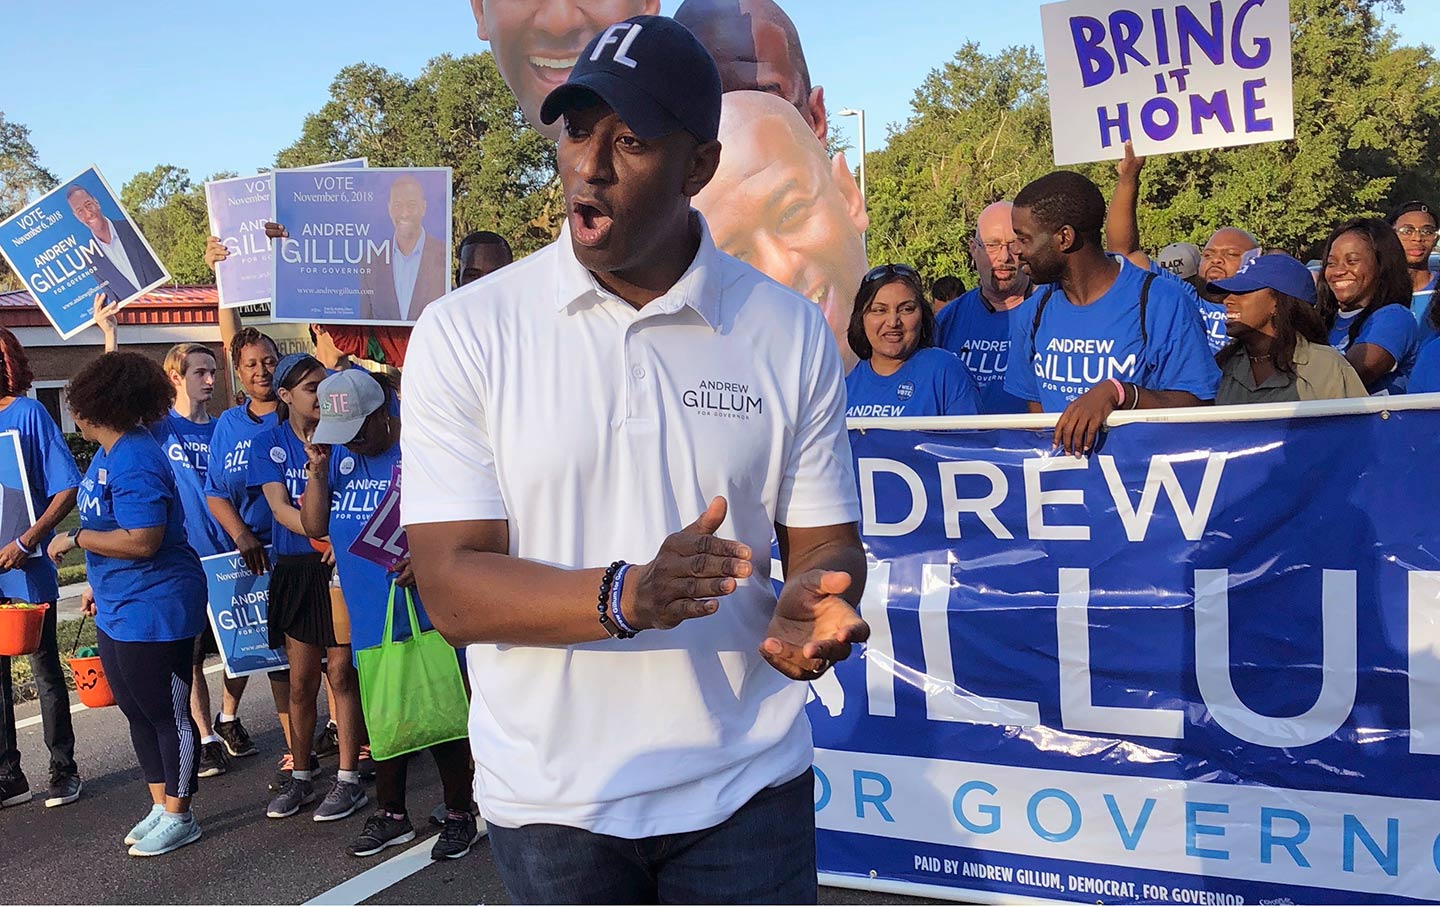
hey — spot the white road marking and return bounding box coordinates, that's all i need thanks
[303,821,489,906]
[14,662,224,730]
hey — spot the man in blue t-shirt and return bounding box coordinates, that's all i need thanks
[1005,170,1218,456]
[936,201,1033,414]
[154,343,257,779]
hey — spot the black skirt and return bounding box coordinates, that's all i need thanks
[267,553,337,649]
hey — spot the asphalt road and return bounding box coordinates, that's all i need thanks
[0,661,940,905]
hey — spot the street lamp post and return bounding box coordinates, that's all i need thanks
[838,107,867,250]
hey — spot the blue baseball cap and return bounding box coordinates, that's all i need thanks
[539,16,722,144]
[274,352,320,388]
[1207,253,1317,305]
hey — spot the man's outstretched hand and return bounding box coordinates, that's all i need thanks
[762,569,869,680]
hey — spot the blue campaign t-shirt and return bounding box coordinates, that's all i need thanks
[325,444,434,659]
[934,289,1030,414]
[1005,256,1221,412]
[78,430,206,642]
[150,411,229,559]
[246,421,314,557]
[1329,303,1420,395]
[1145,260,1227,355]
[1410,336,1440,394]
[205,404,278,545]
[0,397,80,604]
[844,348,980,418]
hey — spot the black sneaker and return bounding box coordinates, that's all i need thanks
[44,771,82,808]
[269,752,321,792]
[431,810,481,860]
[314,722,339,758]
[0,773,31,808]
[348,811,415,857]
[198,741,229,778]
[357,745,375,780]
[215,716,258,757]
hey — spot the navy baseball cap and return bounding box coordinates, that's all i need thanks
[539,16,722,144]
[1207,253,1317,305]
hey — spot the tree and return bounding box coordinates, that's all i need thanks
[275,52,560,256]
[121,165,220,285]
[0,113,57,291]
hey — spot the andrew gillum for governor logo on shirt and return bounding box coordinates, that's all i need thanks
[681,378,764,421]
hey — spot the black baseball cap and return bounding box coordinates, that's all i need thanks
[539,16,722,144]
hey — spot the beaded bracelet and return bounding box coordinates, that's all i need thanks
[597,560,634,639]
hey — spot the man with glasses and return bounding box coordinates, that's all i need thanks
[935,201,1033,414]
[1387,201,1439,338]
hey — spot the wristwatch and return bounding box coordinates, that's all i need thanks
[67,528,82,549]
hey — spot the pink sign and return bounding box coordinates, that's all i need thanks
[348,463,408,568]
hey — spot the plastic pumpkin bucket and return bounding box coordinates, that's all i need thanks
[0,604,46,656]
[67,655,116,708]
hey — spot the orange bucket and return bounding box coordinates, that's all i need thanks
[68,656,116,708]
[0,604,46,656]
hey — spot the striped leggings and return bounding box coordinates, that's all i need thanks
[97,629,199,799]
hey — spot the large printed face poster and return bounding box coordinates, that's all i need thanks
[0,166,170,339]
[204,158,367,310]
[1040,0,1295,165]
[469,0,868,367]
[271,167,452,326]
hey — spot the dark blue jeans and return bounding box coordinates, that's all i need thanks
[0,601,77,779]
[487,768,818,905]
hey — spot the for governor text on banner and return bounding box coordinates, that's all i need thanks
[810,397,1440,905]
[1040,0,1294,165]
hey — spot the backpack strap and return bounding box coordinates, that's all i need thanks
[1028,284,1058,354]
[1138,270,1156,348]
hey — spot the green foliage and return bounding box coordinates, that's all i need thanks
[120,165,222,285]
[65,432,98,475]
[275,53,561,257]
[0,113,57,292]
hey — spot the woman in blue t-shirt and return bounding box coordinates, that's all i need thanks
[298,369,478,860]
[248,353,367,824]
[46,353,207,858]
[1316,218,1420,395]
[0,327,83,810]
[843,264,980,418]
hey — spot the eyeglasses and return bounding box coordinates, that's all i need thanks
[1395,225,1438,238]
[861,263,921,287]
[978,240,1022,254]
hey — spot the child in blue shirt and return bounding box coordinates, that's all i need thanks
[299,368,478,860]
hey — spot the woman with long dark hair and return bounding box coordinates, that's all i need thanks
[0,327,82,810]
[844,264,980,418]
[248,354,366,823]
[47,352,207,856]
[1209,255,1367,404]
[1316,218,1420,394]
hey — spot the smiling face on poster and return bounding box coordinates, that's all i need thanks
[0,166,170,339]
[1040,0,1295,165]
[205,158,367,310]
[470,0,661,139]
[270,167,452,325]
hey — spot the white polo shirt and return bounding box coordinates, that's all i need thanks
[401,213,858,838]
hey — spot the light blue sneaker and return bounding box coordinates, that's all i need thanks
[127,811,201,857]
[123,804,165,846]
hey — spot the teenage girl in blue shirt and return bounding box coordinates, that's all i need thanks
[48,352,207,858]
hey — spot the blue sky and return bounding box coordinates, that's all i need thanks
[6,1,1438,190]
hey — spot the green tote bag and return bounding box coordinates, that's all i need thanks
[356,584,470,761]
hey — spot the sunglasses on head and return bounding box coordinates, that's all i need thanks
[861,263,921,287]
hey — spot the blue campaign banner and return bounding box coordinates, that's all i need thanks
[271,167,452,326]
[0,166,170,339]
[201,550,286,678]
[810,398,1440,904]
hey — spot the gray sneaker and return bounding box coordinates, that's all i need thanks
[313,779,367,823]
[266,777,316,819]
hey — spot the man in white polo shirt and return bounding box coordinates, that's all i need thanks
[401,15,867,904]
